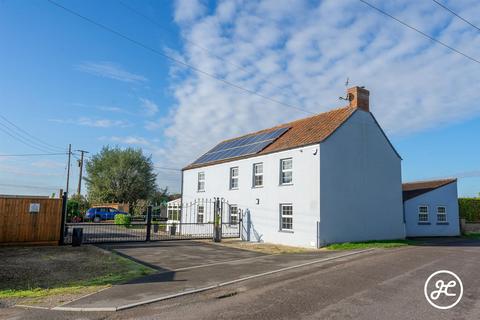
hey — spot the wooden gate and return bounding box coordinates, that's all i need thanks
[0,195,64,245]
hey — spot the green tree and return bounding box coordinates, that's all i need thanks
[168,193,181,201]
[84,146,157,204]
[149,187,169,205]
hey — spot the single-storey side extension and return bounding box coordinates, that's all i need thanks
[403,178,460,237]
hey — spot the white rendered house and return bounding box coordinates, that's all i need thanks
[181,87,406,247]
[403,179,460,237]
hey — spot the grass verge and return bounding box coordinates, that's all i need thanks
[325,239,417,250]
[0,246,155,300]
[463,232,480,239]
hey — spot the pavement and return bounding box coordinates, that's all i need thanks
[3,238,480,319]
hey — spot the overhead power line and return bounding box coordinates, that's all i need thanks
[118,0,248,72]
[0,152,68,157]
[432,0,480,32]
[359,0,480,65]
[118,0,297,100]
[0,183,63,191]
[47,0,314,115]
[154,166,182,172]
[0,124,54,153]
[0,115,65,152]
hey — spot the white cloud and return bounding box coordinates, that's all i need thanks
[144,120,164,131]
[174,0,207,23]
[99,136,151,146]
[49,117,130,128]
[0,163,63,177]
[159,0,480,177]
[72,103,137,116]
[76,61,148,83]
[31,160,64,169]
[140,98,159,116]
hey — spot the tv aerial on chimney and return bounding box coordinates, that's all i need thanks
[339,77,352,104]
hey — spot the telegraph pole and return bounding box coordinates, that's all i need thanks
[66,144,71,196]
[76,150,89,196]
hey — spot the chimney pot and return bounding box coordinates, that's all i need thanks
[347,86,370,112]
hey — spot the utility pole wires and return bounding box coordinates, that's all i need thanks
[76,149,89,196]
[66,144,71,196]
[358,0,480,65]
[432,0,480,32]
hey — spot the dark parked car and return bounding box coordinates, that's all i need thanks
[84,207,128,222]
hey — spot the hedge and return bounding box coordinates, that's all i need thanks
[458,198,480,222]
[114,214,131,227]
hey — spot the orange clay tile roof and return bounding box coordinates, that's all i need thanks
[184,105,357,170]
[402,178,457,201]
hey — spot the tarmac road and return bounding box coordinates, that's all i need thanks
[3,238,480,320]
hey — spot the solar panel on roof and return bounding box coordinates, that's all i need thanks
[192,127,289,165]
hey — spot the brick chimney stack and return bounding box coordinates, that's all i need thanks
[347,86,370,112]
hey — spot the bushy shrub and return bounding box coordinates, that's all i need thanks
[114,214,131,227]
[67,195,90,222]
[459,198,480,222]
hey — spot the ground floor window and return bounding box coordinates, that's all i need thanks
[167,204,181,221]
[280,204,293,231]
[418,205,429,222]
[168,208,181,221]
[197,205,204,223]
[229,205,238,225]
[437,206,447,222]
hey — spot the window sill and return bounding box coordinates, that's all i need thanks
[229,188,239,191]
[279,183,293,187]
[418,222,431,225]
[252,185,264,189]
[436,222,449,225]
[278,229,294,233]
[197,190,205,193]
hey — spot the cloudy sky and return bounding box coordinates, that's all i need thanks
[0,0,479,197]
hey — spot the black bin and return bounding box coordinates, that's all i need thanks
[72,228,83,247]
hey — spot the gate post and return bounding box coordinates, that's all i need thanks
[146,205,152,242]
[213,198,221,242]
[220,199,223,238]
[59,192,67,245]
[245,209,251,242]
[239,209,243,240]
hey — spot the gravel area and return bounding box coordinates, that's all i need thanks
[0,245,153,308]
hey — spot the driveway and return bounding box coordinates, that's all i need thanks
[4,238,480,319]
[55,241,364,311]
[98,241,266,271]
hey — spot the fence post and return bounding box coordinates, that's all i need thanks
[146,205,152,242]
[59,192,67,245]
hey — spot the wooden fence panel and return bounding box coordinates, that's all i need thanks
[0,196,63,245]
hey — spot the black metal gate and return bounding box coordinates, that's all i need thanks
[63,198,242,244]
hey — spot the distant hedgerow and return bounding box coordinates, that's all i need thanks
[459,198,480,222]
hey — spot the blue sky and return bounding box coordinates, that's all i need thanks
[0,0,479,197]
